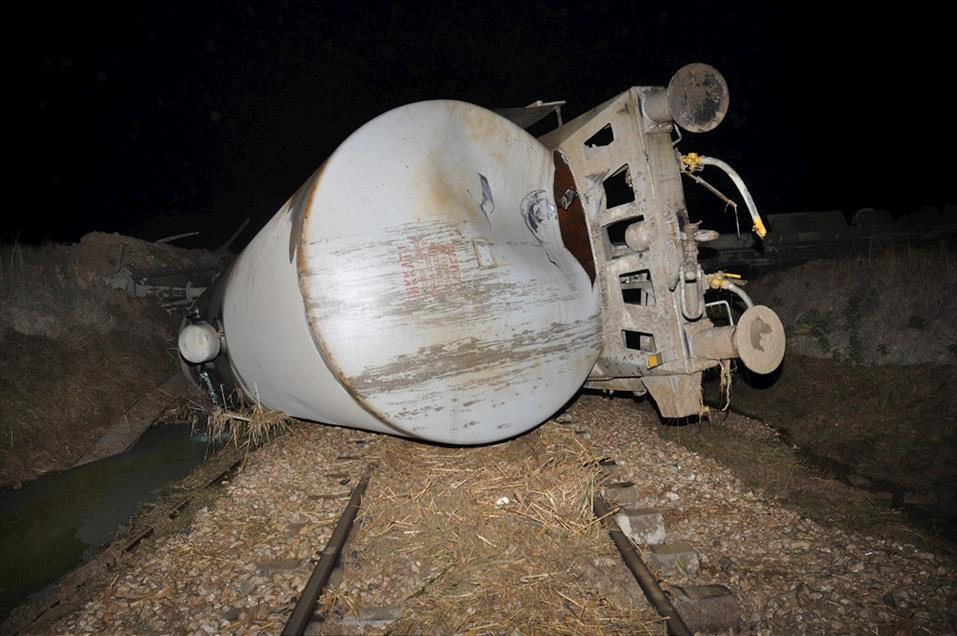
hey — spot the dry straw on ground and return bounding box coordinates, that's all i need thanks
[322,422,662,635]
[205,400,292,450]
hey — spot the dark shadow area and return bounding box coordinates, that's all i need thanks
[705,355,957,546]
[737,359,784,389]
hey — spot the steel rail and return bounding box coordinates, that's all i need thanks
[282,464,375,636]
[593,495,693,636]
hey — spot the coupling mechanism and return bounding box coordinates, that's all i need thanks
[690,306,786,375]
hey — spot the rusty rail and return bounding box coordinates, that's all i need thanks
[593,495,692,636]
[282,465,375,636]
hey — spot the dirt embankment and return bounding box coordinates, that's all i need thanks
[0,233,221,488]
[750,241,956,367]
[721,241,957,526]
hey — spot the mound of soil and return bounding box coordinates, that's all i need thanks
[746,241,956,366]
[0,233,221,488]
[715,242,957,531]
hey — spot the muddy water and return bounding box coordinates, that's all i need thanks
[0,424,211,620]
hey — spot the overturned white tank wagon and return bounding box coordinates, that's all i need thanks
[179,64,785,445]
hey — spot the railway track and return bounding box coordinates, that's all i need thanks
[11,394,953,634]
[8,416,744,634]
[4,408,747,635]
[279,424,739,635]
[282,465,374,635]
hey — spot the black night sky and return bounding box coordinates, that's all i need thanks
[17,2,953,248]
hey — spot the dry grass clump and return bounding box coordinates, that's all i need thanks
[205,400,292,450]
[0,240,92,296]
[749,239,957,365]
[1,232,224,299]
[322,423,661,635]
[835,240,956,287]
[0,319,173,487]
[0,232,224,487]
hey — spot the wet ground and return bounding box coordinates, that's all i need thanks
[0,424,211,620]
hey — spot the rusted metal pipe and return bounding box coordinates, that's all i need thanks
[593,495,692,636]
[282,465,374,636]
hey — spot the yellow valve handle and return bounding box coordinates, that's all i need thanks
[680,152,702,172]
[708,271,746,290]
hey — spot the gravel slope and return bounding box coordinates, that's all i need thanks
[571,394,957,634]
[43,394,957,635]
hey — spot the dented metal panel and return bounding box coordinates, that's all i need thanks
[194,101,601,444]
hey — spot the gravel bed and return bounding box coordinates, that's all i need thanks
[320,427,662,634]
[571,394,957,634]
[50,424,372,635]
[46,394,957,634]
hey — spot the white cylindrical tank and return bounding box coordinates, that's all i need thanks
[188,100,601,444]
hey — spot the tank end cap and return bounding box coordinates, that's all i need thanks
[179,322,222,364]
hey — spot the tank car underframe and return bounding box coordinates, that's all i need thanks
[541,88,737,417]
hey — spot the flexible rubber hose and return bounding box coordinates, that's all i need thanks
[698,155,765,237]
